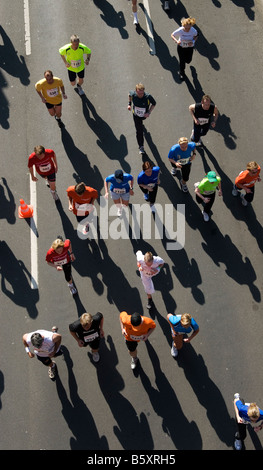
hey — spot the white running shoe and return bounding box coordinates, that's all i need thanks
[240,193,248,206]
[131,357,138,369]
[202,211,210,222]
[171,344,178,357]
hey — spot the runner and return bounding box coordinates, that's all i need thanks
[171,17,198,80]
[46,237,77,296]
[189,95,219,146]
[232,161,261,206]
[194,170,222,222]
[59,34,91,95]
[136,250,164,309]
[168,137,196,193]
[137,161,160,213]
[35,70,67,128]
[119,311,156,370]
[67,182,98,234]
[104,169,134,216]
[22,328,62,380]
[28,145,59,201]
[128,83,156,155]
[166,313,199,358]
[69,312,104,363]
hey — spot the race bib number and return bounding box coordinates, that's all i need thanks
[147,183,155,188]
[181,40,193,48]
[46,87,59,97]
[179,157,190,165]
[113,188,126,194]
[39,163,52,172]
[71,59,81,68]
[203,190,215,195]
[75,202,90,213]
[84,332,99,342]
[130,334,144,341]
[134,106,146,117]
[54,258,67,266]
[198,117,209,125]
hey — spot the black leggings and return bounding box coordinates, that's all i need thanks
[139,184,158,204]
[62,262,72,282]
[177,45,194,73]
[196,192,216,215]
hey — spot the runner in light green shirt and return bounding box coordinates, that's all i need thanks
[194,171,222,222]
[59,34,91,95]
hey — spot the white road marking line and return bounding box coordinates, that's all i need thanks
[143,0,156,55]
[30,178,38,289]
[24,0,31,55]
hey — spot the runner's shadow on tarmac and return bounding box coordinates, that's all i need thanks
[93,0,129,39]
[96,335,154,450]
[80,96,131,173]
[0,178,16,224]
[138,341,202,449]
[0,241,39,318]
[55,346,109,450]
[176,343,235,447]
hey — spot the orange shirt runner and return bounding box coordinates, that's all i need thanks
[235,167,261,188]
[120,311,156,341]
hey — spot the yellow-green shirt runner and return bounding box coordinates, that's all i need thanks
[59,43,91,73]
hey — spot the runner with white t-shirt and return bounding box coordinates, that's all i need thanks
[171,17,198,80]
[136,250,164,309]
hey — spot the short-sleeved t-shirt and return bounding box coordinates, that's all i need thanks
[168,142,196,165]
[136,250,164,277]
[106,174,133,194]
[129,91,156,118]
[120,311,156,342]
[59,43,91,72]
[35,77,64,105]
[172,26,198,47]
[197,177,221,195]
[137,166,160,188]
[235,400,263,424]
[193,102,215,126]
[235,167,261,188]
[28,149,56,176]
[168,314,199,335]
[26,330,56,356]
[69,313,103,344]
[46,239,71,266]
[67,186,98,216]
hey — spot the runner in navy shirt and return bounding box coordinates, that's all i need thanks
[137,161,160,213]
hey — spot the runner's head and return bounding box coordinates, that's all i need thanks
[70,34,80,49]
[52,238,65,254]
[34,145,45,158]
[131,312,142,328]
[80,313,93,330]
[135,83,145,97]
[181,17,196,30]
[247,161,259,174]
[75,182,86,195]
[44,70,54,83]
[31,333,44,348]
[201,95,212,110]
[180,313,192,328]
[144,252,153,267]
[247,403,260,422]
[178,137,189,151]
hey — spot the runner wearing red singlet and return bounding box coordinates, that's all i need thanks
[28,145,59,201]
[46,238,77,295]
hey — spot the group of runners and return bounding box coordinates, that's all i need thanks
[22,7,263,451]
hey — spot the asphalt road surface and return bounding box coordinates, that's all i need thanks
[0,0,263,456]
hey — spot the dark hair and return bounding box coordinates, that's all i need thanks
[31,333,44,348]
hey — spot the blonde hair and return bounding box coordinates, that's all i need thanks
[180,313,192,327]
[135,83,145,91]
[34,145,45,155]
[80,313,93,327]
[181,17,196,27]
[247,161,259,171]
[178,137,188,145]
[71,34,80,43]
[51,239,65,250]
[144,252,153,263]
[247,403,260,420]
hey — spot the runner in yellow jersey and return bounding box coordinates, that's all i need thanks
[35,70,67,128]
[59,34,91,96]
